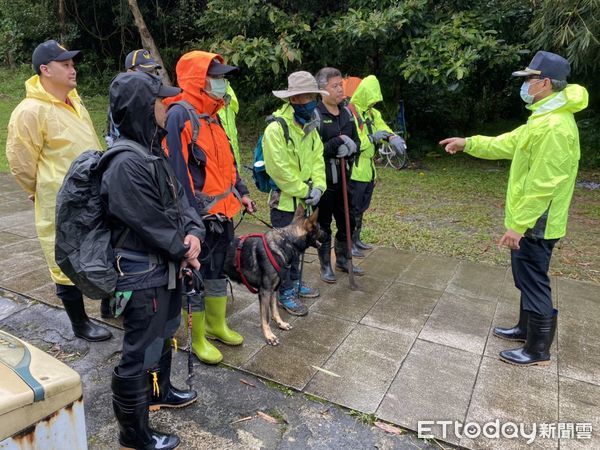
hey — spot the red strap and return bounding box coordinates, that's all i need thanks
[234,233,281,294]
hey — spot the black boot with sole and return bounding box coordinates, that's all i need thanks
[499,310,557,367]
[112,368,180,450]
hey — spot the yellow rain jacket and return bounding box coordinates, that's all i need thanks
[465,84,588,239]
[6,75,102,284]
[217,82,241,166]
[262,102,326,212]
[349,75,393,182]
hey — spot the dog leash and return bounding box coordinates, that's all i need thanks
[234,207,274,231]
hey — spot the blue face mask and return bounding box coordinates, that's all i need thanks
[292,100,317,125]
[519,79,543,105]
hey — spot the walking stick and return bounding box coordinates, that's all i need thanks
[340,157,359,290]
[181,268,200,388]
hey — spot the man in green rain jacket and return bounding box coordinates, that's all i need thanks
[263,71,327,316]
[441,51,588,367]
[217,81,241,166]
[348,75,406,253]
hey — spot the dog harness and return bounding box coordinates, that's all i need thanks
[235,233,281,294]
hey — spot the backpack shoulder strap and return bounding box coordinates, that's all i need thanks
[266,115,291,144]
[171,100,201,144]
[101,139,158,178]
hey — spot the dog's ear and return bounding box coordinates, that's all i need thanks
[306,207,319,228]
[293,204,305,221]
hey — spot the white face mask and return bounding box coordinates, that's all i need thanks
[207,77,227,99]
[519,79,544,105]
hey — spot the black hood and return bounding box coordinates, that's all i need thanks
[109,71,165,152]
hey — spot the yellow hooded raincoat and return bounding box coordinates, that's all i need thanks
[6,75,102,284]
[465,84,588,239]
[349,75,394,182]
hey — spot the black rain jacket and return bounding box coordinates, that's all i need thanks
[101,72,205,290]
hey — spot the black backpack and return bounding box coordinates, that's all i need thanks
[55,139,156,299]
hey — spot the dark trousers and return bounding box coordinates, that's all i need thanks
[511,236,559,318]
[348,179,375,216]
[117,285,181,376]
[270,208,299,292]
[200,218,234,279]
[318,184,356,242]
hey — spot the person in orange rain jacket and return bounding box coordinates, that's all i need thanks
[163,51,254,365]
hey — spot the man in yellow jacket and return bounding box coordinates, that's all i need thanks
[6,40,111,342]
[349,75,406,255]
[441,51,588,367]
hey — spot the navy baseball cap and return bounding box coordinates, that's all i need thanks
[125,49,161,72]
[512,51,571,81]
[207,59,238,77]
[32,40,82,74]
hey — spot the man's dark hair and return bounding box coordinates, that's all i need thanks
[315,67,342,89]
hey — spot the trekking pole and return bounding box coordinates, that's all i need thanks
[181,268,196,388]
[340,157,359,290]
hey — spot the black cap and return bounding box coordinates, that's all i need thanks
[32,40,82,74]
[512,51,571,81]
[157,83,181,98]
[207,59,238,77]
[125,49,161,72]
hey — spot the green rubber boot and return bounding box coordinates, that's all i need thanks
[182,310,222,364]
[204,296,243,346]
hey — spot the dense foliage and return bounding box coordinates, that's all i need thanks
[1,0,598,166]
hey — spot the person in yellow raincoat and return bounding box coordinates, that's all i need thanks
[441,51,588,367]
[217,81,241,166]
[6,40,112,342]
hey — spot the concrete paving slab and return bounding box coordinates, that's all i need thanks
[399,253,460,291]
[0,257,47,283]
[557,310,600,386]
[305,324,414,414]
[310,274,393,322]
[0,292,31,320]
[0,265,53,293]
[377,339,480,445]
[242,313,355,390]
[0,209,35,231]
[0,237,43,261]
[446,261,508,302]
[462,356,558,449]
[356,247,416,280]
[558,377,600,449]
[0,231,25,247]
[419,291,497,355]
[361,281,442,337]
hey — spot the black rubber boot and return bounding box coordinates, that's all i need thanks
[334,239,364,276]
[101,296,115,319]
[57,284,112,342]
[149,342,197,412]
[499,309,557,367]
[351,234,365,258]
[354,214,372,251]
[112,368,180,450]
[493,303,528,342]
[318,236,337,284]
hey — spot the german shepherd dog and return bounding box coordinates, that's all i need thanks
[223,205,326,345]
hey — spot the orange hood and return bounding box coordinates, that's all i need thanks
[164,50,224,117]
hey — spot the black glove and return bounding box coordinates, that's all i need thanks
[305,187,322,206]
[339,135,358,156]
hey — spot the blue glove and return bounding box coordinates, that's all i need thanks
[305,187,322,206]
[389,135,407,154]
[339,135,357,156]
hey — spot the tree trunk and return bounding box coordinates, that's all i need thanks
[58,0,66,43]
[126,0,172,85]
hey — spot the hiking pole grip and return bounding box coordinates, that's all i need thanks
[340,157,358,290]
